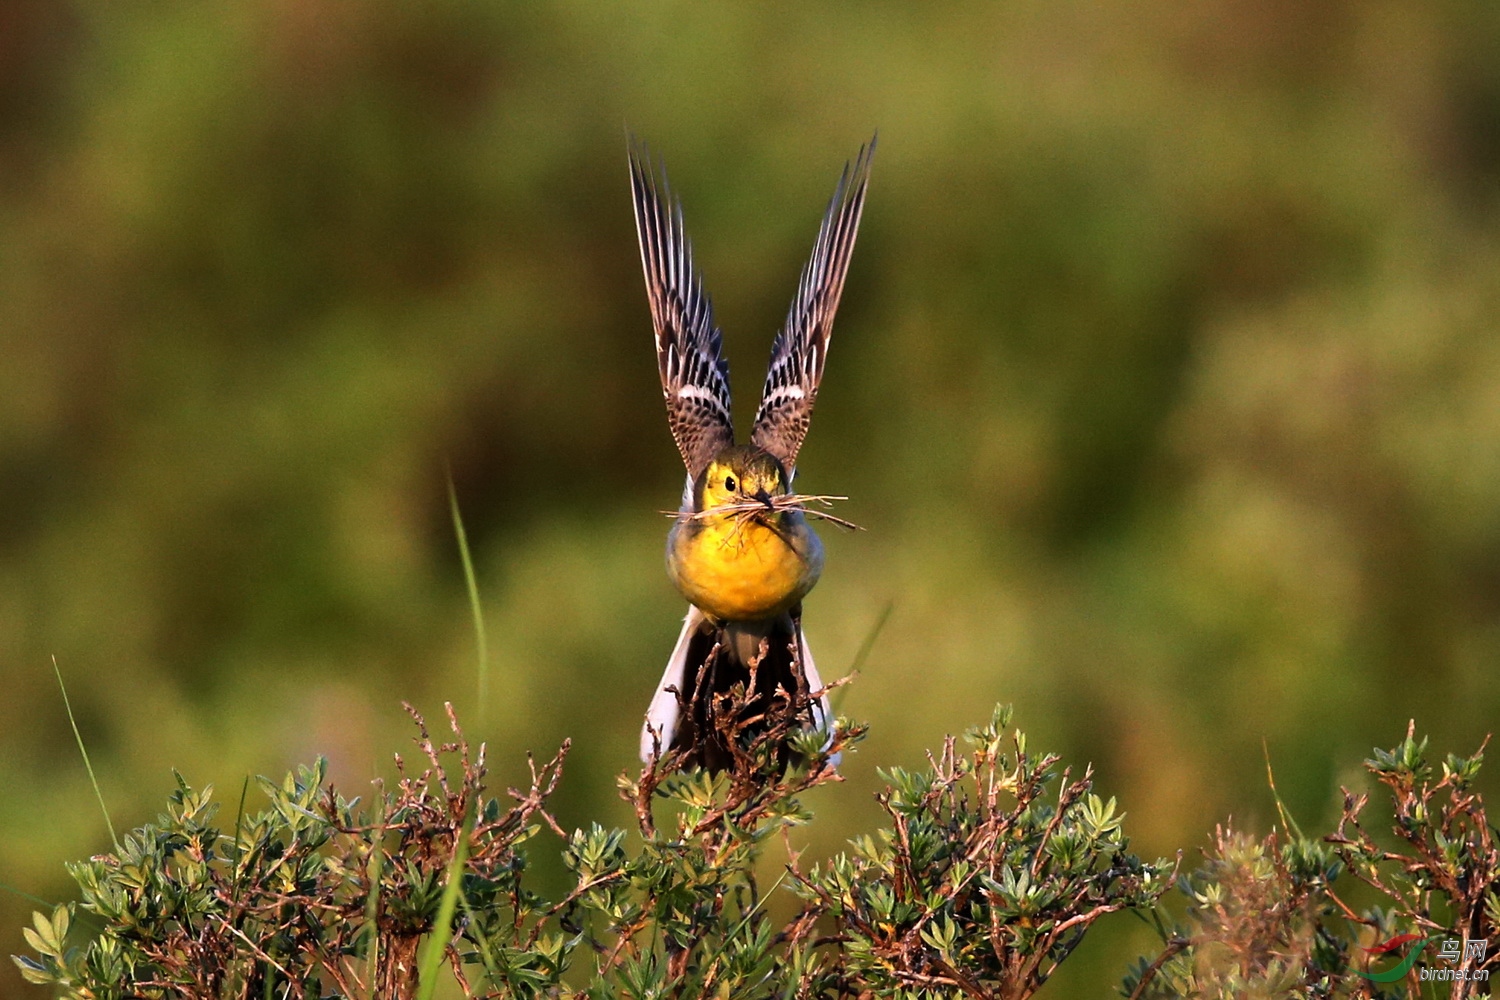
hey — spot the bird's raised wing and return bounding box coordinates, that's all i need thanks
[629,142,735,479]
[750,137,875,474]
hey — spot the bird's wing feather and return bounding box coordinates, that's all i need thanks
[750,137,875,474]
[629,142,735,479]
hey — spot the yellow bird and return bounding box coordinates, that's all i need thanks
[629,137,875,767]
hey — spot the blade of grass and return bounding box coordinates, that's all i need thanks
[364,827,386,1000]
[0,882,54,908]
[1263,738,1304,839]
[230,776,249,901]
[52,656,118,849]
[414,812,473,1000]
[457,884,500,985]
[833,600,893,714]
[447,467,490,730]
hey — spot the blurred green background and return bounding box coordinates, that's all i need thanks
[4,1,1500,994]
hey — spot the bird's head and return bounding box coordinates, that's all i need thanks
[696,445,790,511]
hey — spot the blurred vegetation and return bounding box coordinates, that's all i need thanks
[3,1,1500,995]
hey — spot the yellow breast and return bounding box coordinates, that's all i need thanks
[667,511,823,621]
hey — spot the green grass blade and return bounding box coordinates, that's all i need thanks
[1262,738,1305,840]
[414,814,472,1000]
[364,829,385,1000]
[447,468,490,729]
[52,656,118,849]
[230,776,249,900]
[835,600,893,713]
[0,882,54,907]
[457,885,500,984]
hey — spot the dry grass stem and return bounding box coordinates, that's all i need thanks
[662,493,864,532]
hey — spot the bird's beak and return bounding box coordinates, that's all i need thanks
[753,488,774,510]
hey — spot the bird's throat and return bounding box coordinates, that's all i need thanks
[667,511,823,622]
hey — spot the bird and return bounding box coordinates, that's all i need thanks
[628,136,875,768]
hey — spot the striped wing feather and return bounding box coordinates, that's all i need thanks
[629,142,735,479]
[750,137,875,474]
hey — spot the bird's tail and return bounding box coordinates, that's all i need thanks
[640,607,836,769]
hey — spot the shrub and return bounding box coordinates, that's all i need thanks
[14,701,1164,999]
[19,702,1497,998]
[1125,724,1499,999]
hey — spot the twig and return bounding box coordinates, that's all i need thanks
[1125,936,1190,1000]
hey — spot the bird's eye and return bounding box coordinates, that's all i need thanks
[724,475,737,493]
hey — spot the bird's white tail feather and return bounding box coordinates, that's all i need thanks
[796,626,840,765]
[641,606,706,761]
[641,608,840,766]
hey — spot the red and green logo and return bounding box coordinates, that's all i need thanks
[1356,933,1429,983]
